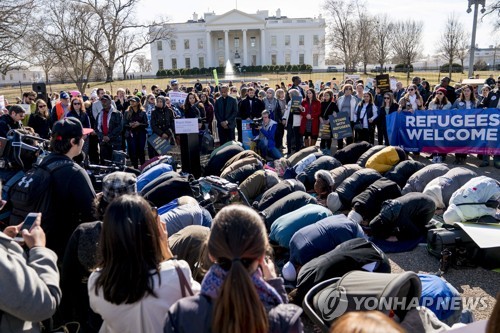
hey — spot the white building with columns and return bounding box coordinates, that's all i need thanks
[150,9,326,72]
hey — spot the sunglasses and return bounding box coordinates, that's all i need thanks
[38,105,47,108]
[407,89,415,91]
[73,103,81,105]
[384,97,390,99]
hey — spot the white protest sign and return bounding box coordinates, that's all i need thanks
[175,118,199,134]
[390,78,398,91]
[169,91,188,106]
[19,104,31,115]
[0,96,4,109]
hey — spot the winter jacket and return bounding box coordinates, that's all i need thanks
[336,169,382,209]
[296,156,341,191]
[329,164,363,191]
[443,176,500,224]
[204,144,244,176]
[287,146,321,167]
[96,107,123,148]
[143,177,194,208]
[333,141,372,165]
[365,146,407,174]
[293,153,317,174]
[401,164,450,195]
[254,179,306,211]
[151,100,175,137]
[261,191,318,230]
[160,204,212,236]
[337,94,359,121]
[422,167,477,208]
[214,95,238,129]
[0,114,22,138]
[0,232,61,333]
[295,238,390,305]
[299,99,321,136]
[223,163,262,184]
[479,89,500,108]
[222,149,264,171]
[259,119,278,150]
[139,171,180,196]
[137,163,174,192]
[369,192,436,240]
[385,160,426,189]
[89,259,201,333]
[238,96,265,120]
[351,178,402,222]
[289,215,364,266]
[220,157,263,178]
[28,112,51,139]
[66,110,91,129]
[357,145,386,167]
[451,99,478,109]
[123,109,148,137]
[239,170,269,202]
[164,279,303,333]
[269,204,332,248]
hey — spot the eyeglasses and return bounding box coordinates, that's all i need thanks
[407,89,415,91]
[73,103,81,105]
[38,105,47,108]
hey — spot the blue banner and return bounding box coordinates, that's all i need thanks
[241,120,254,149]
[386,108,500,155]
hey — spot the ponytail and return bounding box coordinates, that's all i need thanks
[212,260,268,333]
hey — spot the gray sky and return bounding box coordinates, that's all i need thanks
[137,0,498,57]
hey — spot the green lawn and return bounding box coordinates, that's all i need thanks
[1,70,498,102]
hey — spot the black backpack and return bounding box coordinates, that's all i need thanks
[9,159,73,225]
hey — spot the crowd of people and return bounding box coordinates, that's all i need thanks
[0,72,499,333]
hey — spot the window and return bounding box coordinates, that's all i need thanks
[185,58,191,69]
[9,74,13,80]
[313,54,318,66]
[218,56,225,67]
[184,39,190,50]
[23,73,26,80]
[198,38,203,49]
[313,35,319,46]
[285,35,290,46]
[158,59,164,70]
[251,55,256,66]
[299,35,304,46]
[250,37,256,47]
[1,75,4,80]
[157,41,163,51]
[170,40,176,50]
[172,58,177,69]
[285,54,291,65]
[271,36,277,47]
[271,54,277,65]
[199,57,204,68]
[218,38,223,49]
[234,37,240,48]
[299,53,304,65]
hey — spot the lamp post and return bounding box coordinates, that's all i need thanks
[466,0,487,78]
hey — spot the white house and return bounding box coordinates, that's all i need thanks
[0,68,44,85]
[150,9,326,73]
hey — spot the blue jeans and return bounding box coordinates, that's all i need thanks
[258,140,282,160]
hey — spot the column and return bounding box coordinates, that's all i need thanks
[206,31,212,67]
[224,30,230,62]
[242,29,248,66]
[260,29,266,65]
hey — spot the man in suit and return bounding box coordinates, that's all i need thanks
[394,81,406,103]
[214,85,238,144]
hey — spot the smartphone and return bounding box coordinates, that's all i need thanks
[13,213,38,243]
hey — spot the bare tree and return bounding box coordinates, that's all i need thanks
[0,0,37,74]
[116,34,136,80]
[482,0,500,30]
[73,0,172,82]
[437,14,465,79]
[134,54,152,73]
[456,32,470,74]
[373,14,394,72]
[27,47,59,83]
[391,19,424,81]
[323,0,366,71]
[358,13,375,74]
[34,0,97,93]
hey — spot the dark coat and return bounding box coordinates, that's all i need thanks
[260,191,317,230]
[214,95,238,128]
[385,160,426,188]
[204,144,245,176]
[336,169,382,209]
[479,90,500,108]
[151,106,175,137]
[330,164,363,191]
[28,112,51,139]
[296,156,341,191]
[0,114,22,138]
[238,96,265,119]
[254,179,306,211]
[333,141,372,165]
[96,108,123,148]
[67,110,91,129]
[401,164,450,194]
[369,192,436,240]
[351,178,402,221]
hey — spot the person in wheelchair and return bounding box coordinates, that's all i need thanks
[253,110,282,160]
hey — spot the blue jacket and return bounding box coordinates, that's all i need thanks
[259,119,277,150]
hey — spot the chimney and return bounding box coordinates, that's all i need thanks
[276,8,281,18]
[193,12,198,21]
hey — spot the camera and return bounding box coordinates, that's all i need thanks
[250,117,263,129]
[0,130,47,171]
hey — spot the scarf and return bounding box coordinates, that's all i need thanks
[201,263,283,310]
